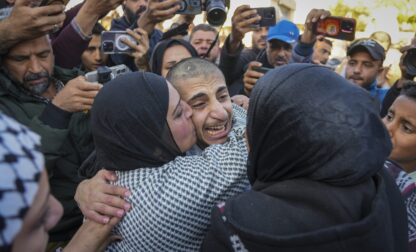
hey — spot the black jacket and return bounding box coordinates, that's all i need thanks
[202,169,407,252]
[218,35,314,96]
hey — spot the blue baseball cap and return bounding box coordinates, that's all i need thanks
[267,19,300,44]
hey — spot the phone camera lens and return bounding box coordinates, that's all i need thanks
[178,0,187,11]
[102,41,114,52]
[341,21,354,31]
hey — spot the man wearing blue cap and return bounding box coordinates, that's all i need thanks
[219,7,331,96]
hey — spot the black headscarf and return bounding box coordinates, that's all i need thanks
[247,64,392,186]
[149,39,198,76]
[90,72,183,172]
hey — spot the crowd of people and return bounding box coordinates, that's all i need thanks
[0,0,415,251]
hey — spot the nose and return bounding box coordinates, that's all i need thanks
[383,118,395,139]
[94,48,102,63]
[353,64,362,74]
[209,99,228,121]
[277,48,285,56]
[260,29,268,37]
[28,56,43,73]
[203,41,212,49]
[46,195,64,231]
[183,101,193,119]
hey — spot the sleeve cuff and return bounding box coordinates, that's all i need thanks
[39,103,72,129]
[222,35,244,57]
[71,19,92,41]
[294,39,314,57]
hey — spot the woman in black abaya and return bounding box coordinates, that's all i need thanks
[202,64,408,252]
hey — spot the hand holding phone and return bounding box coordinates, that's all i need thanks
[101,31,137,54]
[252,66,272,74]
[244,61,266,95]
[313,16,356,41]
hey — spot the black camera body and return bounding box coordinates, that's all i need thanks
[403,47,416,77]
[85,65,131,84]
[176,0,227,26]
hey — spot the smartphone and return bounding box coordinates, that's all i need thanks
[101,31,136,54]
[252,66,272,74]
[313,16,356,41]
[254,7,276,27]
[175,0,202,15]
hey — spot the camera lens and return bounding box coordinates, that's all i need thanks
[97,66,113,84]
[341,21,354,32]
[404,48,416,76]
[178,0,187,12]
[102,41,114,52]
[205,0,227,26]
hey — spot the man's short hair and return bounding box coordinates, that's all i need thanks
[166,57,224,86]
[401,81,416,101]
[317,37,332,47]
[92,23,106,36]
[190,24,218,42]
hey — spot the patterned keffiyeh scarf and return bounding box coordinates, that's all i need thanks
[385,160,416,246]
[0,113,44,251]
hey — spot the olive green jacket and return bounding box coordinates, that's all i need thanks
[0,67,94,242]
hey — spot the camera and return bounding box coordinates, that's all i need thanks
[175,0,227,26]
[101,31,137,54]
[204,0,227,26]
[85,65,131,84]
[403,47,416,76]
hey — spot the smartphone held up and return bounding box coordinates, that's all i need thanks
[101,31,137,54]
[313,16,356,41]
[253,7,276,27]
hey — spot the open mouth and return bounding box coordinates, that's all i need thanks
[204,121,230,141]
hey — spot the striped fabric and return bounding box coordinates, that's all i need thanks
[107,105,250,251]
[384,160,416,244]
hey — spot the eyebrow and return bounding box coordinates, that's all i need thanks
[166,61,177,65]
[37,49,51,55]
[402,116,416,126]
[216,86,228,94]
[8,49,50,59]
[188,92,207,103]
